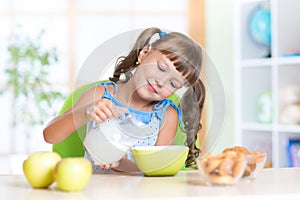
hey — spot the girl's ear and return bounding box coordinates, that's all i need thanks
[138,45,151,63]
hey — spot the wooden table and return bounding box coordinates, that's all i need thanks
[1,168,300,199]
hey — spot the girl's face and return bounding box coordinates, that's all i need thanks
[132,50,186,102]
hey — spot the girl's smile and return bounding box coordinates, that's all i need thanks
[147,81,157,93]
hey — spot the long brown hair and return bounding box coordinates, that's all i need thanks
[109,27,205,168]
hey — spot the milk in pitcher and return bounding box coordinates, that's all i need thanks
[83,119,133,165]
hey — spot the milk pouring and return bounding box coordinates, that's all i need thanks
[83,111,155,165]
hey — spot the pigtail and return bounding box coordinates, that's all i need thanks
[180,78,206,168]
[109,27,162,83]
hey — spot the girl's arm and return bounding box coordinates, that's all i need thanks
[43,85,112,144]
[43,106,86,144]
[155,106,178,145]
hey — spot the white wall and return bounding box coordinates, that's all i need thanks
[205,0,235,154]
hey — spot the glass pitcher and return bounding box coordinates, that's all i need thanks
[83,107,156,165]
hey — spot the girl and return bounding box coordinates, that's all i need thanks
[43,27,205,172]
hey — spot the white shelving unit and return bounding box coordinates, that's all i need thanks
[234,0,300,167]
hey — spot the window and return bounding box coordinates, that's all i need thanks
[0,0,190,158]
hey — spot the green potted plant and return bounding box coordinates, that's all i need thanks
[0,29,65,153]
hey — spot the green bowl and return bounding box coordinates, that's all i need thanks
[131,145,189,176]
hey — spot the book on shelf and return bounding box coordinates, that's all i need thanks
[287,139,300,167]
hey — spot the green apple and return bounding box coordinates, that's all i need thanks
[54,157,92,192]
[23,151,61,188]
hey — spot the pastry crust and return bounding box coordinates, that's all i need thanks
[209,174,234,185]
[198,146,266,185]
[223,147,266,178]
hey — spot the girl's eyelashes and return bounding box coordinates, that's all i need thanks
[170,80,181,89]
[170,81,177,88]
[158,64,166,71]
[158,64,177,88]
[157,62,183,89]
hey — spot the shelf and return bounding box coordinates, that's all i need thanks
[277,56,300,65]
[242,123,273,131]
[242,123,300,133]
[235,0,300,168]
[239,0,266,4]
[277,125,300,133]
[241,58,272,67]
[241,56,300,67]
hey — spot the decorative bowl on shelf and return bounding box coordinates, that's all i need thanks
[196,151,248,186]
[131,145,188,177]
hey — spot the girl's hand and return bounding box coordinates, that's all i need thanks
[99,155,127,170]
[100,161,120,169]
[86,98,115,123]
